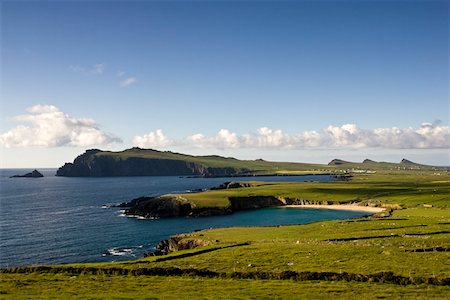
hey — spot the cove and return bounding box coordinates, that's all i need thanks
[1,171,367,267]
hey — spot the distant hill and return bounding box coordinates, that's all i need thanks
[328,158,440,170]
[56,148,444,177]
[56,148,322,177]
[328,159,350,166]
[362,159,377,164]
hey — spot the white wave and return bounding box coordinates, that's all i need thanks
[102,247,134,257]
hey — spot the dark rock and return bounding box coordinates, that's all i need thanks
[154,235,210,256]
[123,195,232,218]
[10,169,44,178]
[210,181,255,190]
[113,198,141,208]
[125,196,195,218]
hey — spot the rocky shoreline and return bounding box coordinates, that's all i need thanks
[116,180,393,257]
[118,180,388,220]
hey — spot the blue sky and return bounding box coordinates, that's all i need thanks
[1,0,449,167]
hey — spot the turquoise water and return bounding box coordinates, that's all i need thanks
[0,169,369,267]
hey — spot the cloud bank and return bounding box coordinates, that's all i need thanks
[2,105,447,151]
[133,122,449,150]
[0,105,122,148]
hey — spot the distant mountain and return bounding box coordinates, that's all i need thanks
[362,159,377,164]
[327,158,440,170]
[328,159,350,166]
[56,148,321,177]
[399,158,435,168]
[400,159,419,165]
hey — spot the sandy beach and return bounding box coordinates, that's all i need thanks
[286,204,386,213]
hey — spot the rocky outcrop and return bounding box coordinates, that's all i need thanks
[154,235,210,255]
[56,149,251,177]
[210,181,256,190]
[10,169,44,178]
[125,196,195,218]
[123,195,232,218]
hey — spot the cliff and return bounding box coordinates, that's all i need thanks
[56,148,252,177]
[123,195,232,218]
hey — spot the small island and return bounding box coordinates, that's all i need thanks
[10,170,44,178]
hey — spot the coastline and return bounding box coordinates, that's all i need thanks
[285,204,386,213]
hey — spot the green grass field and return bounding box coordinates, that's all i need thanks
[1,170,449,299]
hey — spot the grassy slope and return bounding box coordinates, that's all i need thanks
[95,148,441,174]
[1,170,449,299]
[97,148,324,173]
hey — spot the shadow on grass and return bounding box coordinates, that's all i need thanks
[326,231,449,242]
[405,247,449,253]
[363,224,427,231]
[153,242,251,263]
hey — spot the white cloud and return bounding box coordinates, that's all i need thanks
[120,77,137,87]
[323,122,450,149]
[69,64,137,87]
[132,129,172,148]
[91,63,105,75]
[69,63,105,75]
[136,122,450,150]
[0,105,122,148]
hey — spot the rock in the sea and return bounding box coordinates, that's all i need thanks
[10,169,44,178]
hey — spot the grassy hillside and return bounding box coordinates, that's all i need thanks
[96,147,443,174]
[97,147,324,174]
[1,170,449,299]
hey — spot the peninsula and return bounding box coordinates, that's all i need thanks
[56,148,436,177]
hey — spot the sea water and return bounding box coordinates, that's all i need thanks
[0,169,368,267]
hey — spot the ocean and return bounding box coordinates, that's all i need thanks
[0,169,369,267]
